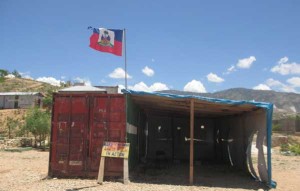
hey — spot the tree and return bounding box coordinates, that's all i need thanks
[11,69,21,78]
[23,108,51,148]
[0,69,9,77]
[43,89,55,111]
[0,69,9,83]
[6,117,20,139]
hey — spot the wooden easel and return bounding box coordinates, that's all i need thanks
[97,142,130,185]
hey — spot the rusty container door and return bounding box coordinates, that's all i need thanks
[49,94,89,177]
[88,94,126,177]
[49,94,125,178]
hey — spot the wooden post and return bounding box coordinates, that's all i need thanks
[189,99,195,185]
[123,158,129,184]
[97,157,105,184]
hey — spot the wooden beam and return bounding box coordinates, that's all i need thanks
[189,98,194,185]
[97,156,105,184]
[123,158,129,184]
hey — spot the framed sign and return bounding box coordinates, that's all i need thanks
[98,141,130,184]
[101,142,130,158]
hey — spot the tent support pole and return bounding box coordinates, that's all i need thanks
[189,98,195,185]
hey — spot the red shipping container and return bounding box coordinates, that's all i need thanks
[48,93,126,178]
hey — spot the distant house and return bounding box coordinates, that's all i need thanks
[0,92,44,109]
[95,86,119,94]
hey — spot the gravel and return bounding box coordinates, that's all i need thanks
[0,148,299,191]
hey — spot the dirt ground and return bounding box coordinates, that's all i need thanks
[0,147,299,191]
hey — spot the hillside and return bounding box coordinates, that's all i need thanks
[160,88,300,119]
[0,77,59,94]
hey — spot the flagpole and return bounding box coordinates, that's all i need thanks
[124,28,127,89]
[124,28,128,143]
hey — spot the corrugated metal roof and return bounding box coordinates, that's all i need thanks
[59,86,106,92]
[0,92,41,96]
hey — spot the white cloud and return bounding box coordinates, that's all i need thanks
[280,85,296,93]
[142,66,155,77]
[150,82,169,91]
[253,84,271,90]
[129,82,169,92]
[278,56,288,64]
[237,56,256,69]
[183,80,207,93]
[224,65,236,74]
[271,57,300,75]
[118,84,125,93]
[73,77,92,86]
[265,78,284,87]
[207,73,224,83]
[265,78,296,93]
[23,75,33,80]
[130,82,149,91]
[20,71,33,80]
[5,74,15,79]
[109,67,132,79]
[36,77,62,86]
[287,77,300,87]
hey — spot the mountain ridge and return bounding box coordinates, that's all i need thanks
[159,88,300,118]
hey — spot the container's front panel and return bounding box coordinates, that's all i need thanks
[88,96,108,175]
[88,95,125,177]
[68,97,88,175]
[50,96,71,176]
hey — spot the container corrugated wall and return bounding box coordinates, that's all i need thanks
[49,93,126,178]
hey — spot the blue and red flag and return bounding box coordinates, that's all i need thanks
[89,27,123,56]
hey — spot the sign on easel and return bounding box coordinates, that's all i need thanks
[97,142,130,185]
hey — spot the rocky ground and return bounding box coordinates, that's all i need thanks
[0,147,299,191]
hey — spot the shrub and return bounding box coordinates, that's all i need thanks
[22,107,50,148]
[289,144,300,155]
[272,123,281,131]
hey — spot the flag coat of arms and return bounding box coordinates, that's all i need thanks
[89,28,123,56]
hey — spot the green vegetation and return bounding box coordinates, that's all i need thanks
[281,141,300,155]
[281,143,300,155]
[6,117,21,139]
[43,89,55,111]
[0,69,9,83]
[21,107,51,148]
[272,123,282,131]
[289,144,300,155]
[11,69,22,78]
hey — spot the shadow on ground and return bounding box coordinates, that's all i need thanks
[129,163,268,190]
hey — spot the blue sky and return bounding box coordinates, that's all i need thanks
[1,0,300,93]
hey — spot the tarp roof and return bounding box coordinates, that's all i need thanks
[122,89,273,117]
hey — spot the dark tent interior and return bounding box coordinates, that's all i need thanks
[125,91,273,188]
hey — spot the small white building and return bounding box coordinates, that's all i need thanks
[0,92,44,109]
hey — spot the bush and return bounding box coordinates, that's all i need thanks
[22,107,50,148]
[272,123,281,131]
[280,143,300,155]
[289,144,300,155]
[280,143,289,152]
[6,117,20,139]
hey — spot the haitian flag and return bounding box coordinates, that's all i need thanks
[89,28,123,56]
